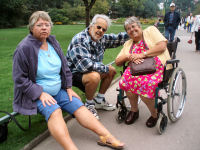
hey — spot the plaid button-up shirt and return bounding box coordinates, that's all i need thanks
[66,28,129,74]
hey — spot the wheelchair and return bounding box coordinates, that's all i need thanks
[116,37,187,134]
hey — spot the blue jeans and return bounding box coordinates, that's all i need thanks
[36,89,84,121]
[187,23,192,32]
[165,26,176,42]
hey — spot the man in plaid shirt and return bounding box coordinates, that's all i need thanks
[66,14,129,119]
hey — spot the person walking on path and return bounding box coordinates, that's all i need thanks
[66,14,129,119]
[164,2,180,42]
[187,13,194,32]
[191,15,200,52]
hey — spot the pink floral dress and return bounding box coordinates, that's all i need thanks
[119,40,164,99]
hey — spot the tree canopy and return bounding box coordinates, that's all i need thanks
[0,0,198,28]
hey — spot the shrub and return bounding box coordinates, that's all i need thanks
[54,22,62,25]
[48,8,70,25]
[113,18,126,24]
[140,18,156,25]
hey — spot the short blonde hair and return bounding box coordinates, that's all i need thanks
[28,11,53,32]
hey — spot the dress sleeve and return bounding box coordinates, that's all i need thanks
[116,40,132,60]
[144,26,167,44]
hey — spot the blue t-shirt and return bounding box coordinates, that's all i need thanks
[36,42,61,96]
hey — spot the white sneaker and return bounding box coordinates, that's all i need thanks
[85,103,100,120]
[94,98,116,111]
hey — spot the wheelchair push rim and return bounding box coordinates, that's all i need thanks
[167,67,187,122]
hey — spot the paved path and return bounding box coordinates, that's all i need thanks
[32,30,200,150]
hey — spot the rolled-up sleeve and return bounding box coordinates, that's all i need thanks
[68,44,109,73]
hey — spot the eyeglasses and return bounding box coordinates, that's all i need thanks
[96,25,107,32]
[35,23,51,28]
[126,24,139,32]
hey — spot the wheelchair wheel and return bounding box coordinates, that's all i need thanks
[116,89,127,123]
[116,107,127,123]
[156,113,168,135]
[167,67,187,122]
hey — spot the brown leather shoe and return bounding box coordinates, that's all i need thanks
[146,116,158,128]
[125,111,139,125]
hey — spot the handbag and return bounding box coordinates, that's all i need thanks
[129,57,156,76]
[187,39,192,44]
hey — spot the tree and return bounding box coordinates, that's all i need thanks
[0,0,27,28]
[193,1,200,15]
[82,0,97,27]
[91,0,110,17]
[139,0,158,18]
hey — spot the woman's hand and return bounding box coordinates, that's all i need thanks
[129,53,145,64]
[133,58,144,64]
[39,92,57,107]
[66,88,81,101]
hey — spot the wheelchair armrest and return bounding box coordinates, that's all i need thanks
[166,59,180,64]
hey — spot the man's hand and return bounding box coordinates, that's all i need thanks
[39,92,57,107]
[108,65,117,75]
[66,88,81,101]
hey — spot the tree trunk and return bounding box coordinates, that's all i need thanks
[82,0,96,27]
[85,7,90,27]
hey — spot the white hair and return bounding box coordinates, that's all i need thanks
[124,16,141,31]
[90,14,112,27]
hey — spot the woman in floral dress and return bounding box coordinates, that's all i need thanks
[115,16,171,128]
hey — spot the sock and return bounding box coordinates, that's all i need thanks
[95,93,104,103]
[86,99,95,105]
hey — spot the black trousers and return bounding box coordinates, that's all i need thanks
[195,30,200,51]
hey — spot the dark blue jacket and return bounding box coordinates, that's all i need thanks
[164,11,181,29]
[12,34,72,115]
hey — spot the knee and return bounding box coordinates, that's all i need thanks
[109,66,116,77]
[84,72,101,85]
[50,108,62,119]
[48,108,63,123]
[104,66,116,79]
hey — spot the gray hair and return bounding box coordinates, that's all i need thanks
[124,16,141,31]
[90,14,112,27]
[28,11,53,32]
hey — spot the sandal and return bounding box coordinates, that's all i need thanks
[146,116,158,128]
[97,134,124,150]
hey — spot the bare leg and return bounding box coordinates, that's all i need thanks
[82,72,100,100]
[48,109,78,150]
[99,66,116,94]
[74,106,124,147]
[140,96,157,118]
[126,91,139,112]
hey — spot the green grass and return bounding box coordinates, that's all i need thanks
[0,24,125,150]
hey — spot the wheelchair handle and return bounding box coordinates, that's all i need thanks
[166,59,180,64]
